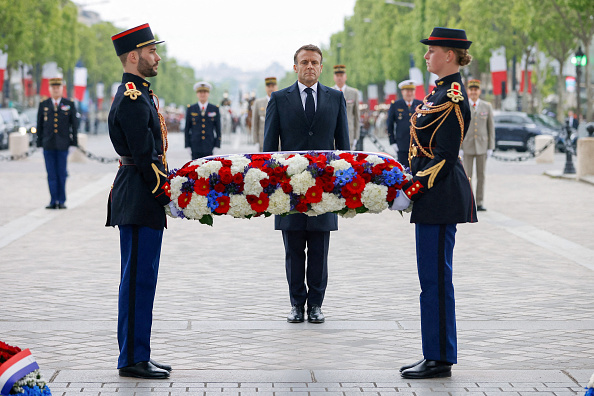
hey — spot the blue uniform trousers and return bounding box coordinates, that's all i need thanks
[415,223,457,364]
[43,149,68,205]
[117,225,163,368]
[282,230,329,308]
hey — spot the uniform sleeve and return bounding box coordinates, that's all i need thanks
[70,101,78,146]
[353,92,360,140]
[184,105,191,148]
[263,93,280,152]
[401,102,465,202]
[335,92,350,150]
[487,103,495,150]
[117,97,171,206]
[36,102,44,148]
[251,101,259,146]
[215,107,221,148]
[386,104,395,145]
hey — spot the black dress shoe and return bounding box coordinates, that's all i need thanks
[287,305,305,323]
[476,205,486,211]
[307,305,325,323]
[150,359,172,372]
[399,359,424,372]
[57,203,67,209]
[401,359,452,379]
[119,361,170,379]
[45,203,57,209]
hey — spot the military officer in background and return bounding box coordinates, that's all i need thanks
[106,23,175,380]
[37,77,78,209]
[386,79,422,166]
[332,65,360,150]
[185,81,221,159]
[461,79,494,211]
[251,76,278,151]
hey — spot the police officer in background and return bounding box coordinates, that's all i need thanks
[386,79,422,166]
[332,65,360,150]
[185,82,221,159]
[37,77,78,209]
[251,77,278,151]
[106,23,176,380]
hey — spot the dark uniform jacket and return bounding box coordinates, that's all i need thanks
[401,72,477,225]
[106,73,171,230]
[386,98,422,150]
[36,98,78,150]
[263,81,350,231]
[184,103,221,154]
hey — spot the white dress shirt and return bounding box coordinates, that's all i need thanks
[298,81,318,111]
[198,101,209,112]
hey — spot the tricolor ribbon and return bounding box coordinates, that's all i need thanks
[0,349,39,396]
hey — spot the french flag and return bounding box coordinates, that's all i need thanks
[490,46,507,96]
[74,61,88,101]
[408,67,426,100]
[0,50,7,93]
[0,349,39,396]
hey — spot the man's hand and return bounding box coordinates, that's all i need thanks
[390,191,411,211]
[212,147,222,155]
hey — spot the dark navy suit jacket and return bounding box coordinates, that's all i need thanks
[263,81,350,231]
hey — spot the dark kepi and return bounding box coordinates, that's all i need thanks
[111,23,164,56]
[420,27,472,49]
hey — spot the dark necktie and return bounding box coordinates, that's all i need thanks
[304,87,315,124]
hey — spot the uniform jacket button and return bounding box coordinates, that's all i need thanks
[308,131,313,136]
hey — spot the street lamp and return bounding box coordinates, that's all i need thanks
[571,46,588,121]
[385,0,415,8]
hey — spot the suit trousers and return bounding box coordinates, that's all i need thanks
[282,230,330,308]
[43,149,68,204]
[463,153,487,206]
[415,223,457,364]
[117,225,163,368]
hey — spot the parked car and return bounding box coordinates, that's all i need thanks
[0,108,20,134]
[18,108,38,146]
[0,113,8,149]
[527,113,576,152]
[493,111,543,153]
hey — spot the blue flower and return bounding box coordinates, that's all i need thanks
[380,168,405,186]
[206,190,224,211]
[180,179,195,193]
[334,167,356,187]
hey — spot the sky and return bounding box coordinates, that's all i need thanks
[80,0,357,72]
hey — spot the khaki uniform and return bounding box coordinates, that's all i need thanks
[251,96,269,151]
[462,99,495,207]
[334,85,360,146]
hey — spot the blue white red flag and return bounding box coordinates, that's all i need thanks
[0,349,39,396]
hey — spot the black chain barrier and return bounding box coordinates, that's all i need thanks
[491,138,557,162]
[0,146,119,163]
[0,147,39,161]
[75,146,119,164]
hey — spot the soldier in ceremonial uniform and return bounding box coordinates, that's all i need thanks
[185,81,221,159]
[461,79,494,211]
[251,76,278,151]
[36,77,78,209]
[391,27,477,379]
[332,65,360,150]
[386,79,422,166]
[106,23,176,380]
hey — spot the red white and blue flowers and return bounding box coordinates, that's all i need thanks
[0,341,51,396]
[167,151,410,225]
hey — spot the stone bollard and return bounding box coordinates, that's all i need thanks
[69,133,87,163]
[9,132,30,159]
[535,135,554,164]
[576,137,594,181]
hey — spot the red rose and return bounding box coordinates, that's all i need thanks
[305,185,323,204]
[219,167,233,184]
[260,178,270,188]
[177,192,192,208]
[345,193,363,209]
[252,154,272,161]
[361,172,373,183]
[273,166,287,176]
[214,183,226,193]
[194,178,210,196]
[295,202,308,213]
[187,170,198,180]
[356,153,368,161]
[214,195,231,214]
[339,152,354,161]
[324,166,334,175]
[233,173,244,184]
[281,183,293,193]
[247,192,269,212]
[221,159,232,167]
[372,166,383,176]
[387,187,397,202]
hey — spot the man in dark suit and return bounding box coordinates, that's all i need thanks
[263,44,349,324]
[36,77,78,209]
[106,23,174,380]
[185,81,221,159]
[386,79,422,167]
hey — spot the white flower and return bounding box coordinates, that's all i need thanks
[169,176,187,202]
[183,194,211,219]
[340,208,357,218]
[268,189,291,215]
[290,171,316,195]
[228,194,256,218]
[361,184,389,213]
[244,168,268,195]
[304,209,319,216]
[285,154,310,176]
[189,158,207,167]
[230,155,251,174]
[311,192,346,215]
[366,155,384,165]
[197,160,222,178]
[272,153,289,165]
[330,159,352,173]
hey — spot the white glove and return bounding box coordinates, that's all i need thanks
[487,149,493,157]
[212,146,221,155]
[166,201,184,219]
[186,147,192,156]
[390,191,411,211]
[391,143,399,154]
[68,146,77,154]
[458,149,464,159]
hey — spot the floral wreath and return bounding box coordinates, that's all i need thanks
[0,341,51,396]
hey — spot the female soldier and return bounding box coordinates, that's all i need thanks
[391,27,477,379]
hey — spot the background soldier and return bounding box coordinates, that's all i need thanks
[36,77,78,209]
[461,79,494,211]
[251,76,278,151]
[185,81,221,159]
[332,65,360,150]
[386,79,422,166]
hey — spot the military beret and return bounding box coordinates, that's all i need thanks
[49,77,63,86]
[111,23,164,56]
[420,27,472,49]
[468,79,481,89]
[398,79,416,90]
[265,77,277,85]
[333,65,346,74]
[194,81,212,92]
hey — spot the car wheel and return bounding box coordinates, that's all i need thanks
[526,136,536,154]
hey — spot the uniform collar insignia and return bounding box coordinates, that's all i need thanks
[437,81,444,86]
[142,82,148,87]
[124,82,142,100]
[446,82,464,103]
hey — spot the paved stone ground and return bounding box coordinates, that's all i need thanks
[1,131,593,395]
